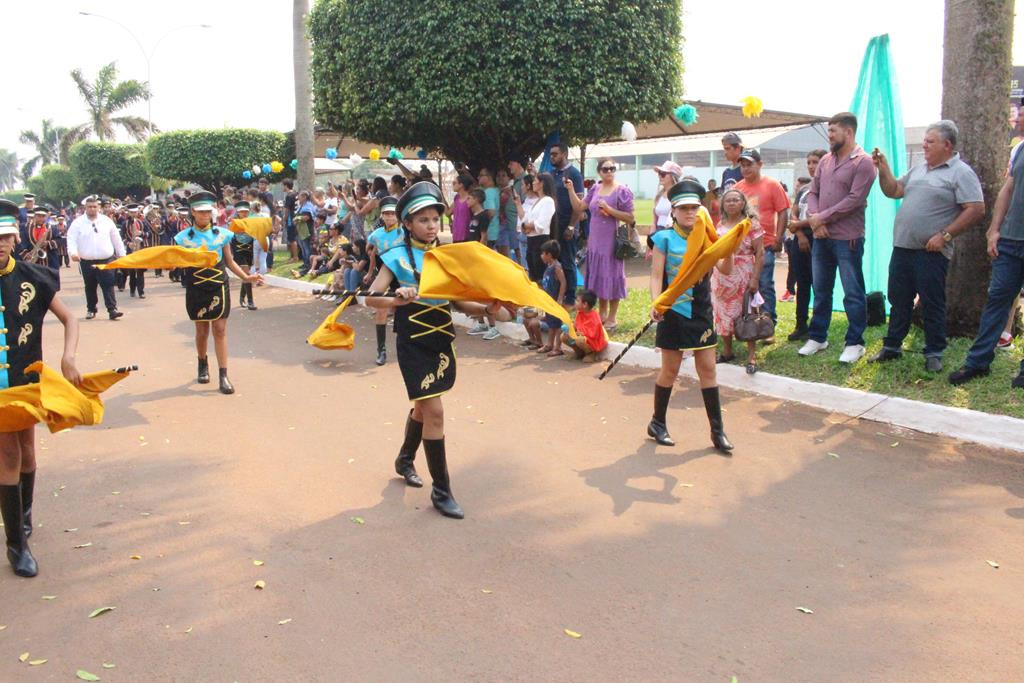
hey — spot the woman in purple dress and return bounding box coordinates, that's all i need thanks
[566,158,634,329]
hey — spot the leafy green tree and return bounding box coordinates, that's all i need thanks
[63,62,153,154]
[38,165,79,206]
[309,0,683,170]
[146,129,290,192]
[0,149,19,192]
[26,175,45,202]
[18,119,69,179]
[68,141,149,199]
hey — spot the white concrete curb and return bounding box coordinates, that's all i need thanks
[269,274,1024,454]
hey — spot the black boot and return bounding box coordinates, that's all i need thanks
[394,411,424,487]
[375,324,387,366]
[240,283,248,308]
[647,383,675,446]
[218,368,234,395]
[702,386,734,453]
[1,484,37,577]
[423,438,463,519]
[20,471,34,538]
[197,357,210,384]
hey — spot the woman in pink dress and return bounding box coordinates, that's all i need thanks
[711,189,764,373]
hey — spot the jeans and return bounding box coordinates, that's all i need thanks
[80,259,118,313]
[758,247,777,324]
[298,236,312,270]
[344,267,363,292]
[517,233,529,270]
[788,232,814,327]
[808,237,867,346]
[883,247,948,358]
[965,237,1024,371]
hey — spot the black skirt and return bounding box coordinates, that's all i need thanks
[656,307,716,351]
[184,263,231,321]
[231,240,254,267]
[394,300,457,401]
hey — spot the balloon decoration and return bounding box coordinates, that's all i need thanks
[417,148,428,160]
[369,148,381,161]
[262,163,272,174]
[242,170,253,180]
[290,159,299,170]
[673,103,699,126]
[387,148,403,160]
[741,96,764,119]
[349,153,363,164]
[251,164,262,176]
[270,160,284,173]
[325,147,338,160]
[620,121,637,141]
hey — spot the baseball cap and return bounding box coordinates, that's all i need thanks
[738,148,762,163]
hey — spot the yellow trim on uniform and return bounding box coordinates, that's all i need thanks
[0,256,16,276]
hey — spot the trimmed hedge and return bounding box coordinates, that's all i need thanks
[39,165,78,205]
[146,129,291,191]
[68,141,149,199]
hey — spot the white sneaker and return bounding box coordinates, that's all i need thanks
[839,344,865,364]
[482,327,501,341]
[798,339,828,356]
[467,321,489,335]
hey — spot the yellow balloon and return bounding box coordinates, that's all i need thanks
[741,96,764,119]
[369,148,381,161]
[270,161,284,173]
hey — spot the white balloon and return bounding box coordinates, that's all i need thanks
[620,121,637,141]
[252,164,262,175]
[349,153,363,164]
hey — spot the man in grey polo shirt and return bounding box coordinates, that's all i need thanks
[872,120,984,372]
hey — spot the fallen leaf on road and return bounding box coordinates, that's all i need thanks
[19,652,29,662]
[987,560,1000,569]
[679,483,694,488]
[347,458,355,464]
[828,452,840,459]
[350,516,365,525]
[76,670,101,681]
[563,629,582,639]
[28,659,47,666]
[253,560,264,566]
[102,663,116,669]
[64,528,78,532]
[480,589,493,594]
[254,580,266,590]
[184,626,192,634]
[278,618,292,625]
[890,442,900,448]
[89,606,116,618]
[139,512,150,517]
[74,542,93,549]
[796,607,814,614]
[130,555,142,560]
[41,595,57,600]
[0,624,6,630]
[178,521,190,526]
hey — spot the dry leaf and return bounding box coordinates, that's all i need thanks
[64,528,78,532]
[29,659,47,666]
[347,458,355,464]
[76,671,101,681]
[178,521,190,526]
[679,483,694,488]
[130,555,142,560]
[0,624,6,630]
[350,516,365,525]
[563,629,582,639]
[102,663,116,669]
[827,452,840,459]
[19,652,29,662]
[254,580,266,590]
[987,560,1000,569]
[278,618,292,625]
[795,606,814,614]
[74,542,93,549]
[89,606,116,619]
[890,442,900,448]
[184,626,192,634]
[480,589,493,594]
[41,595,57,600]
[253,560,264,566]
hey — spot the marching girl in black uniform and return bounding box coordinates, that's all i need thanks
[228,201,258,310]
[0,200,82,577]
[367,182,511,519]
[647,179,735,453]
[173,191,262,394]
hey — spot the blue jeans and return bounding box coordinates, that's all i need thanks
[758,247,777,324]
[883,247,948,358]
[344,266,362,292]
[965,237,1024,371]
[517,233,529,270]
[808,237,867,346]
[298,236,312,270]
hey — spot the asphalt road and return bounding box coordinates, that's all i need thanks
[1,269,1022,682]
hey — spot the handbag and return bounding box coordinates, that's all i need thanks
[734,291,775,341]
[614,223,640,260]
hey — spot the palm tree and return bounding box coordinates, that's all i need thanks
[18,119,68,179]
[63,62,153,154]
[0,149,20,191]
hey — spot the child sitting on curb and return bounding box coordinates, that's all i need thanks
[562,289,608,363]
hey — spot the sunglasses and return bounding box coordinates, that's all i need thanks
[599,166,616,172]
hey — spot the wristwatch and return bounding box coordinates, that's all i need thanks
[941,231,953,243]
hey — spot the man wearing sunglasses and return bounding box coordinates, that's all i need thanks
[66,195,126,320]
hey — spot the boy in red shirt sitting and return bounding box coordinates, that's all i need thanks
[562,289,608,363]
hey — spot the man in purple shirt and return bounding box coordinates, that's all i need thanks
[800,112,878,363]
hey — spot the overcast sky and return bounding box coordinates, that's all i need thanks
[6,1,1023,163]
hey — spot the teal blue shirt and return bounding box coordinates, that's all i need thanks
[368,224,406,256]
[484,187,500,241]
[380,243,446,306]
[650,227,693,318]
[174,226,233,261]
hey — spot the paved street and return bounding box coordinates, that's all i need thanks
[1,271,1022,681]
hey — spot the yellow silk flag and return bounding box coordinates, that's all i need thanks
[307,296,356,350]
[419,242,575,337]
[97,246,217,271]
[229,217,274,251]
[0,362,133,433]
[653,211,751,314]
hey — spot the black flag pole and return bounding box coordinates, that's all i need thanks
[597,320,654,380]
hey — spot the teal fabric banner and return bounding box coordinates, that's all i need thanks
[834,34,905,310]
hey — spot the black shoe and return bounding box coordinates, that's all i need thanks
[647,418,675,446]
[871,348,903,363]
[925,357,943,373]
[1012,372,1024,389]
[424,438,463,519]
[787,325,809,342]
[86,311,96,320]
[129,291,135,298]
[1,484,37,578]
[948,365,989,385]
[702,387,734,454]
[20,471,34,539]
[218,368,234,394]
[109,310,123,320]
[395,412,424,487]
[376,349,387,366]
[138,293,145,299]
[197,357,210,384]
[715,353,735,364]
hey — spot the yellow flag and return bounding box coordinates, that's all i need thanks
[97,246,217,271]
[419,242,575,337]
[307,297,356,350]
[653,211,751,314]
[0,362,132,433]
[230,217,274,251]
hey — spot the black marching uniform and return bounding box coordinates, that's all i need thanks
[228,201,256,309]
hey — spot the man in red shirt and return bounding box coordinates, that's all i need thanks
[734,148,790,327]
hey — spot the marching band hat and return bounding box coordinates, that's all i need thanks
[23,193,35,201]
[667,179,706,208]
[0,200,20,236]
[33,206,49,215]
[395,181,445,221]
[189,190,217,212]
[379,195,398,213]
[234,200,251,212]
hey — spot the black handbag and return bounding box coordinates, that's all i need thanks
[734,291,775,341]
[614,223,639,260]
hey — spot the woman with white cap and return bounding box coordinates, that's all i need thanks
[652,160,684,238]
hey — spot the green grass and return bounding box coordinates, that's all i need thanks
[633,198,655,228]
[267,249,332,286]
[609,287,1024,419]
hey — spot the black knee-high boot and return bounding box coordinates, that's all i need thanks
[647,383,675,446]
[20,471,34,538]
[375,324,387,366]
[1,484,37,577]
[197,356,210,384]
[240,282,249,306]
[701,386,734,453]
[423,438,463,519]
[394,411,424,487]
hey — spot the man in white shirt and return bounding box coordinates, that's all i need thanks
[67,195,126,320]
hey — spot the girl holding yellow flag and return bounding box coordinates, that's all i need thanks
[648,180,735,453]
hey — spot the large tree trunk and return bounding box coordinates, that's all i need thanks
[293,0,315,192]
[942,0,1014,337]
